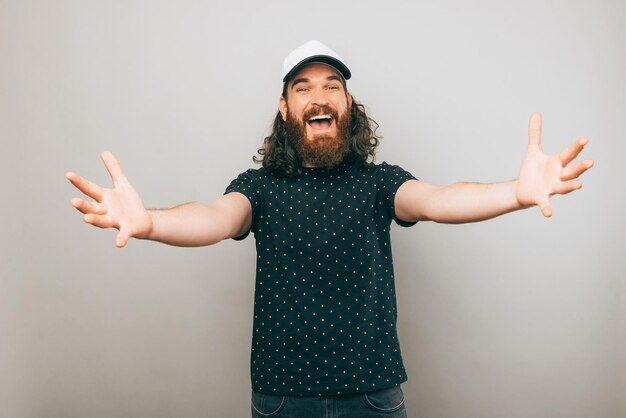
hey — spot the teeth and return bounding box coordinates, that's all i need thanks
[309,114,332,121]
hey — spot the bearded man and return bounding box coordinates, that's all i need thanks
[66,40,594,418]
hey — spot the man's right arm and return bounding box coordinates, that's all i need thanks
[146,193,251,247]
[66,151,251,248]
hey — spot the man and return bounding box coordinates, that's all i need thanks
[66,40,594,417]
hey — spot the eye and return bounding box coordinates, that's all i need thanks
[296,87,309,93]
[327,85,339,90]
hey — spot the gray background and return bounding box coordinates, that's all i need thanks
[1,0,624,417]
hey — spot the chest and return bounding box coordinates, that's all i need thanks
[254,175,391,255]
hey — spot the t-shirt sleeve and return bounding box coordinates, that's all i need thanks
[378,162,419,227]
[224,169,262,240]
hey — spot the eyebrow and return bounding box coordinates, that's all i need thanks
[290,77,310,89]
[290,75,344,90]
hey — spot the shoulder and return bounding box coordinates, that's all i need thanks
[356,161,414,178]
[364,162,418,195]
[376,161,409,172]
[230,167,275,183]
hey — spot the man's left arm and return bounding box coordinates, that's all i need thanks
[395,113,594,224]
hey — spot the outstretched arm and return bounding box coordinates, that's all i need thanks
[395,113,594,224]
[66,151,251,247]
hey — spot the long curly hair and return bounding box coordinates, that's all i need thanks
[253,90,381,178]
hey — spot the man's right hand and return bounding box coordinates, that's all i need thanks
[66,151,153,248]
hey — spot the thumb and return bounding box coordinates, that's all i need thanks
[537,198,552,218]
[116,231,130,248]
[527,112,543,151]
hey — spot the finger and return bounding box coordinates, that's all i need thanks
[527,112,543,150]
[71,197,106,215]
[553,180,583,195]
[538,197,552,218]
[101,151,128,186]
[116,231,130,248]
[558,137,589,166]
[66,172,104,202]
[83,213,116,229]
[560,159,594,181]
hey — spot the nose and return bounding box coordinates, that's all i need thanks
[310,88,329,106]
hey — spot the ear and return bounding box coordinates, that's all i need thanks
[279,96,288,121]
[346,90,353,109]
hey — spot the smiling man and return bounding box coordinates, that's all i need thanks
[66,40,594,418]
[280,62,353,168]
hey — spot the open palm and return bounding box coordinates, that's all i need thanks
[516,113,594,217]
[66,151,152,248]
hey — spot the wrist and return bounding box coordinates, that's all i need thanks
[513,178,534,210]
[142,210,157,241]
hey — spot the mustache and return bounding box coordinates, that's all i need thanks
[302,105,338,123]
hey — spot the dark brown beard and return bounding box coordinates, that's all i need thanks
[285,104,351,168]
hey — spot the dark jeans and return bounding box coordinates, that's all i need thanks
[251,386,407,418]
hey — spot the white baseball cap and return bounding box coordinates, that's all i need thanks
[281,40,351,83]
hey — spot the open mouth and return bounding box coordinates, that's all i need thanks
[307,114,334,131]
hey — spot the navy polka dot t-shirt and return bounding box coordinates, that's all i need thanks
[225,161,417,396]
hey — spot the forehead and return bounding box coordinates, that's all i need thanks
[288,62,343,85]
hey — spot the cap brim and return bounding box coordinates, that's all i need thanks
[282,55,351,82]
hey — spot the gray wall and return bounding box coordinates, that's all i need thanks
[1,0,624,417]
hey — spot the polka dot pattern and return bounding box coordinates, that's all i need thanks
[225,162,417,396]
